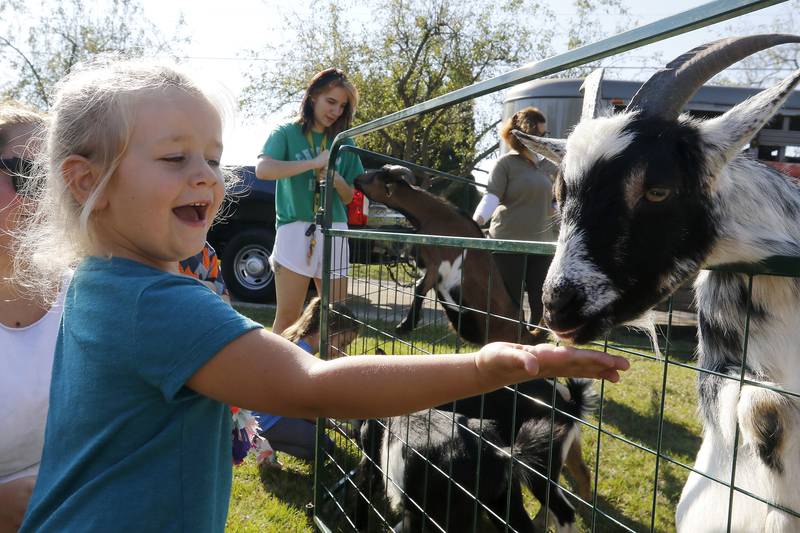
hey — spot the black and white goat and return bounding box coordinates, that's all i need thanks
[354,379,595,533]
[354,165,548,345]
[435,377,597,530]
[513,35,800,532]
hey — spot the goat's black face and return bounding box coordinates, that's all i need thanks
[542,113,719,342]
[354,165,416,210]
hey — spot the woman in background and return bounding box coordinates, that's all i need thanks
[0,104,57,533]
[256,68,364,335]
[473,107,557,330]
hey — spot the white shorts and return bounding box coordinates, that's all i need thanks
[270,221,349,279]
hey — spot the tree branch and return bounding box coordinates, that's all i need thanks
[0,35,50,106]
[462,141,499,175]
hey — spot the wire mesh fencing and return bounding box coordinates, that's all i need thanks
[314,221,800,533]
[307,2,799,531]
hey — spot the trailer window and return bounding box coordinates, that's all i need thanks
[786,146,800,163]
[758,145,781,161]
[764,114,784,130]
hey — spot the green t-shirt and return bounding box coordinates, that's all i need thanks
[261,122,365,227]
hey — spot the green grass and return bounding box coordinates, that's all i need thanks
[349,261,420,286]
[228,303,703,532]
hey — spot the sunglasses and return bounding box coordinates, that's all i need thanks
[0,157,35,195]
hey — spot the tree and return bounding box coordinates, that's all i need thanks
[241,0,630,208]
[713,0,800,88]
[0,0,188,108]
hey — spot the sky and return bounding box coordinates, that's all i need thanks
[42,0,800,164]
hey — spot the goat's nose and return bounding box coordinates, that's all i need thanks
[544,283,583,316]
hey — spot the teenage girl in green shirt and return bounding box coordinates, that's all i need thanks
[256,68,364,334]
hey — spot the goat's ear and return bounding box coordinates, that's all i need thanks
[699,68,800,183]
[382,164,417,186]
[512,129,566,164]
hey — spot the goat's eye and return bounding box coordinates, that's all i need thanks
[644,187,672,203]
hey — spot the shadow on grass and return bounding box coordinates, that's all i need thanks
[601,398,701,458]
[574,491,654,533]
[258,463,313,511]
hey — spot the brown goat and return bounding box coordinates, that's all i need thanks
[354,164,547,345]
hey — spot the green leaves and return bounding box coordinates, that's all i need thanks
[0,0,188,108]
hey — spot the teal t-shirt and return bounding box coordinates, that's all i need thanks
[261,121,365,227]
[20,257,262,533]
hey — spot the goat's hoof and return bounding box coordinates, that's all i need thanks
[395,321,412,334]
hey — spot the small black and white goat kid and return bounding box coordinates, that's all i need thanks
[513,35,800,532]
[354,378,595,533]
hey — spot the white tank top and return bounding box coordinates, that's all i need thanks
[0,280,68,483]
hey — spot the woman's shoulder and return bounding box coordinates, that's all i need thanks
[267,121,303,140]
[492,152,520,170]
[500,151,527,163]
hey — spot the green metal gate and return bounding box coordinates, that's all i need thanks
[309,1,800,531]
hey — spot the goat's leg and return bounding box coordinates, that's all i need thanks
[737,385,800,532]
[677,381,800,532]
[485,483,536,533]
[528,462,577,533]
[564,436,592,502]
[352,456,377,531]
[396,268,435,334]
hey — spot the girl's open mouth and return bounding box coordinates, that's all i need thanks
[172,202,209,225]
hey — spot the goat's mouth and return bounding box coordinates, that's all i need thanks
[547,310,614,344]
[172,202,210,226]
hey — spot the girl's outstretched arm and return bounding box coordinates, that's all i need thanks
[186,329,629,420]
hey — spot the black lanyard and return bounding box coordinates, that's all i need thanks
[304,130,328,262]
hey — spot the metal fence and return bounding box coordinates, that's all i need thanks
[309,1,798,531]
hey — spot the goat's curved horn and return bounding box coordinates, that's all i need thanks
[512,130,566,164]
[627,34,800,119]
[580,68,605,120]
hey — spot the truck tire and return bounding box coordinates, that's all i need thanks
[222,228,277,303]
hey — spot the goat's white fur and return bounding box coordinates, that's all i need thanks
[674,73,800,531]
[436,252,466,309]
[563,113,635,183]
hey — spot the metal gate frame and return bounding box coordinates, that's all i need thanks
[310,1,798,531]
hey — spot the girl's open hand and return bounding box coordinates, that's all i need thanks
[475,342,630,386]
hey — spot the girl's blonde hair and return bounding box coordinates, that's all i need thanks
[14,58,232,302]
[282,296,361,344]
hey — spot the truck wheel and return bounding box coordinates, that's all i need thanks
[222,228,276,303]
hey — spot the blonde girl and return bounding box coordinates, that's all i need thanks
[256,68,361,335]
[16,59,628,532]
